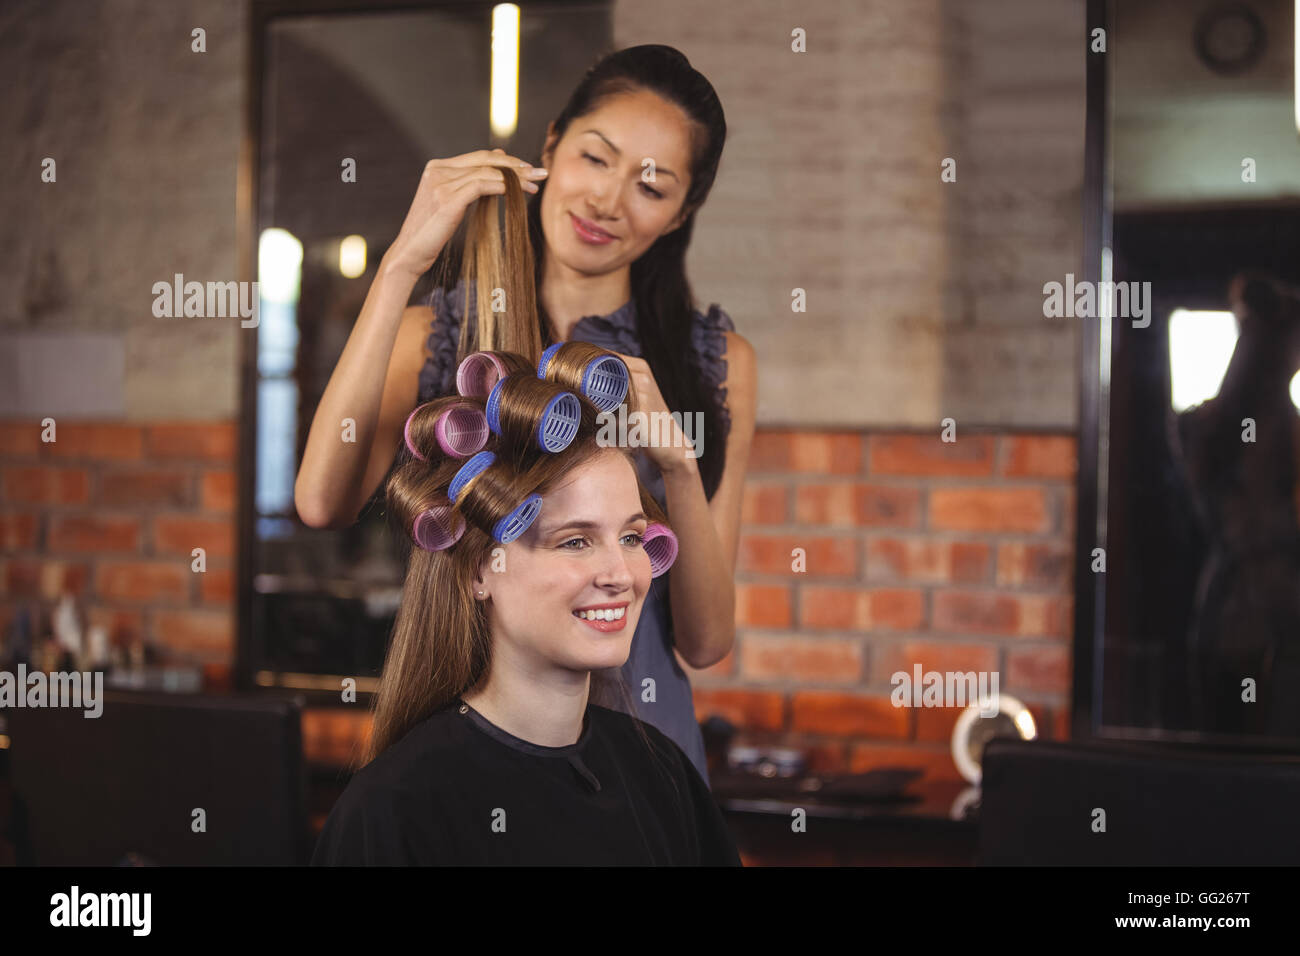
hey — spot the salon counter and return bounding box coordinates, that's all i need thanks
[711,773,979,866]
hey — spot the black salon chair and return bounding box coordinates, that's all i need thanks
[977,736,1300,865]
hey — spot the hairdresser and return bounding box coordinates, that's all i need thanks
[295,45,757,786]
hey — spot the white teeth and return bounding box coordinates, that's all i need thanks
[575,607,625,621]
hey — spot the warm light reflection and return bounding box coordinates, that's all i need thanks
[490,5,520,140]
[339,235,366,278]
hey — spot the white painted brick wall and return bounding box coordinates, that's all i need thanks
[0,0,1085,428]
[615,0,1086,427]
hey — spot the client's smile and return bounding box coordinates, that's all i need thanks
[573,602,629,621]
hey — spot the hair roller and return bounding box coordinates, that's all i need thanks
[485,375,581,454]
[537,342,630,412]
[404,410,426,461]
[492,493,542,543]
[456,350,535,399]
[448,450,497,504]
[412,500,466,551]
[642,522,678,578]
[404,397,489,462]
[451,449,546,543]
[433,403,489,458]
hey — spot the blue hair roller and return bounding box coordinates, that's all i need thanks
[485,379,581,452]
[448,450,495,503]
[493,493,542,543]
[580,355,629,412]
[538,344,629,413]
[537,391,580,451]
[537,343,564,378]
[486,382,504,434]
[484,379,506,434]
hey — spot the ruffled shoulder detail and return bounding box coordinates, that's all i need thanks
[416,280,467,402]
[690,303,736,443]
[569,299,640,356]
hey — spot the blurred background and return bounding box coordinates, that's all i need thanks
[1,0,1298,866]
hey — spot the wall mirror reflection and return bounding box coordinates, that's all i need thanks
[1080,0,1300,746]
[244,1,612,693]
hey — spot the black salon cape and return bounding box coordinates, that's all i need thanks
[310,700,741,866]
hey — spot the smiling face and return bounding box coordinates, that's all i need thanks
[474,448,653,676]
[539,88,696,276]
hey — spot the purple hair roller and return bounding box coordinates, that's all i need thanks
[456,352,509,399]
[642,522,678,578]
[434,404,489,458]
[404,404,430,461]
[413,502,466,551]
[404,402,489,461]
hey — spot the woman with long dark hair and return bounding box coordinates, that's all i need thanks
[297,45,756,785]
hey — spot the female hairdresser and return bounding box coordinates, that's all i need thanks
[295,45,756,786]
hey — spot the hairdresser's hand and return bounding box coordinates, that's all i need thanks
[385,148,549,280]
[610,352,698,475]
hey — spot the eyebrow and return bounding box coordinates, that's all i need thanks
[539,512,649,537]
[580,130,679,182]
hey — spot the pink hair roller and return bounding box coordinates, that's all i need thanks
[456,352,509,400]
[405,402,490,461]
[434,404,489,458]
[413,502,466,551]
[404,404,430,461]
[642,522,678,578]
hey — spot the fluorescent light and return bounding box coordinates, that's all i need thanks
[1295,1,1299,134]
[1169,310,1238,411]
[339,235,366,278]
[490,5,520,140]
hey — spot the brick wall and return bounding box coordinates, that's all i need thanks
[683,427,1077,782]
[300,427,1081,775]
[616,0,1086,429]
[0,420,238,689]
[0,0,1085,778]
[0,420,1077,780]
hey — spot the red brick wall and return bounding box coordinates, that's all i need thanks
[684,429,1077,782]
[0,420,237,688]
[2,420,1078,779]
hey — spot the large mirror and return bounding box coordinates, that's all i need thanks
[241,0,611,694]
[1078,0,1300,747]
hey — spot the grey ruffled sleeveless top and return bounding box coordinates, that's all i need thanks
[416,279,735,786]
